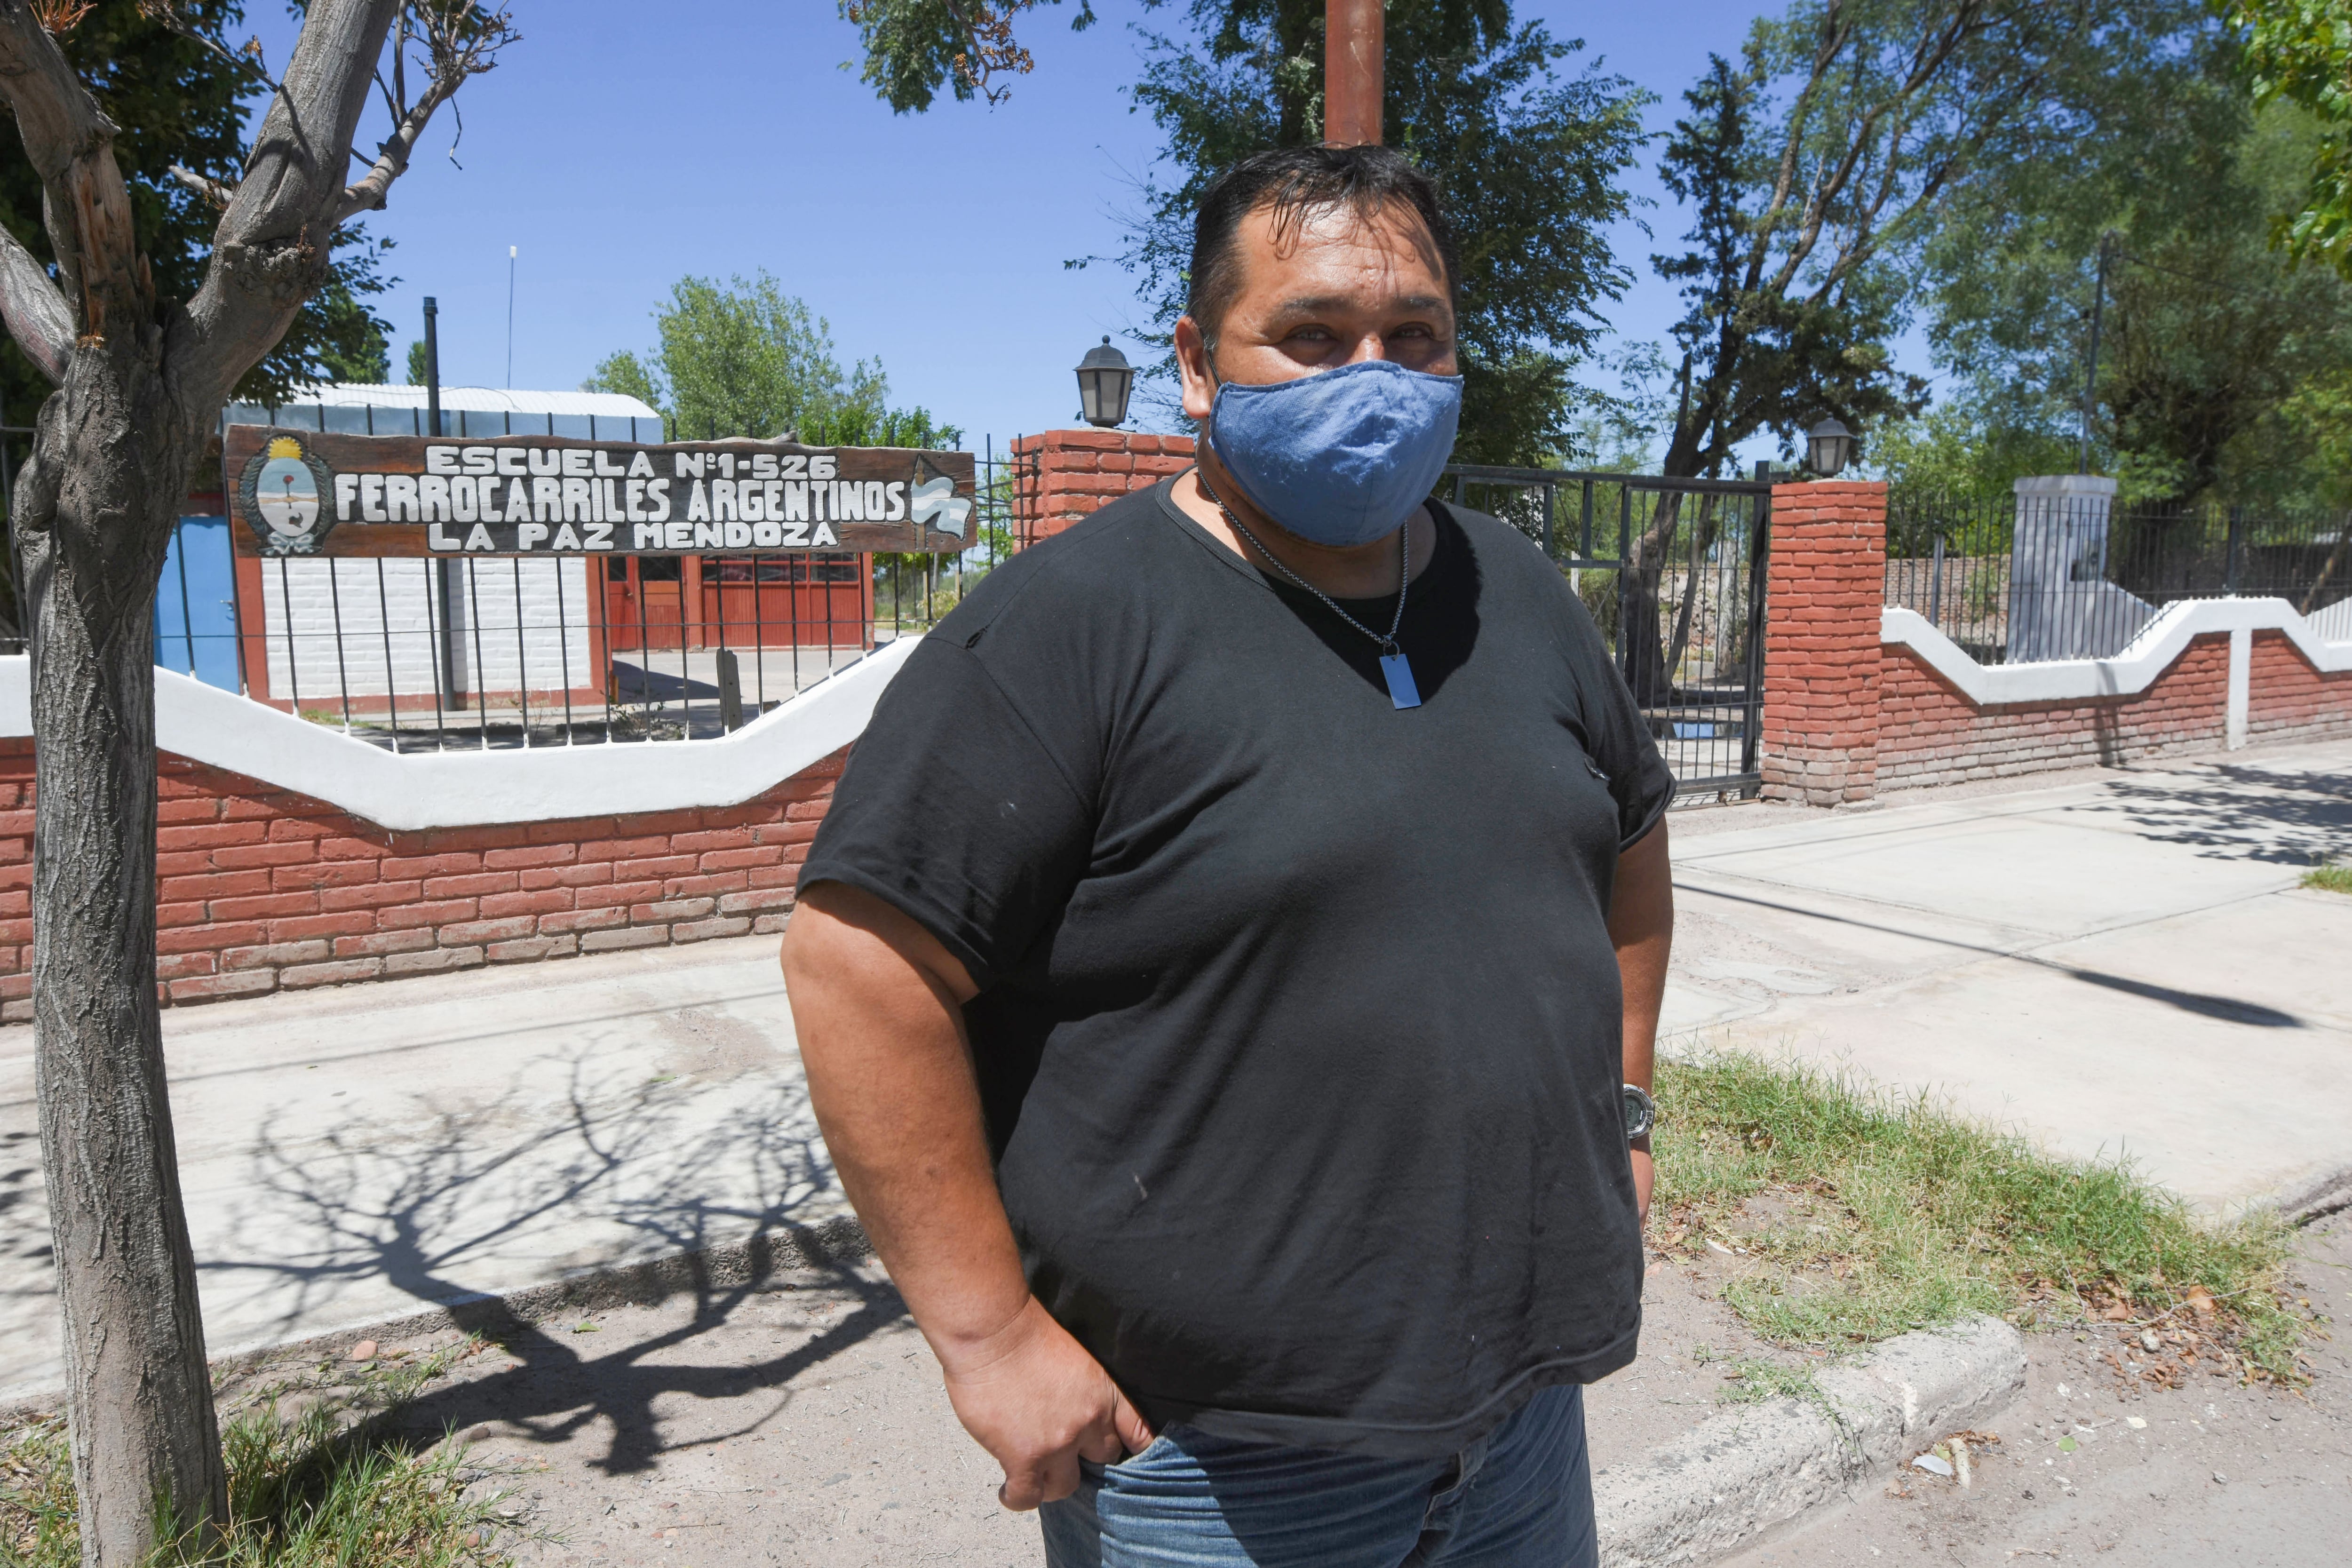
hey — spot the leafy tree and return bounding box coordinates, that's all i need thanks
[843,0,1099,110]
[1650,1,2216,483]
[405,335,429,384]
[587,271,957,448]
[1606,0,2212,697]
[1910,23,2352,508]
[2220,0,2352,275]
[0,2,397,427]
[0,4,509,1560]
[1108,1,1648,465]
[843,0,1646,466]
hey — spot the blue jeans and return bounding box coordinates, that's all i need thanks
[1039,1384,1595,1568]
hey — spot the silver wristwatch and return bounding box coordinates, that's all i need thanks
[1621,1083,1656,1142]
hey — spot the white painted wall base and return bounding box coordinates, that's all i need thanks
[1882,596,2352,708]
[2227,626,2251,749]
[0,636,920,832]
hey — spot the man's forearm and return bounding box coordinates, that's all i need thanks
[780,883,1030,1359]
[1610,820,1673,1220]
[1610,819,1674,1091]
[781,882,1151,1507]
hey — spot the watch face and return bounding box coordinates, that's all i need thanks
[1622,1084,1656,1140]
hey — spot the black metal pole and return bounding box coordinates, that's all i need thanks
[2078,237,2110,476]
[425,297,464,714]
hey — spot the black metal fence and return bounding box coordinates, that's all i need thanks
[1444,464,1773,800]
[1888,491,2352,664]
[131,439,1043,752]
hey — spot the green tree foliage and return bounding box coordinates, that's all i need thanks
[1105,0,1649,466]
[0,1,394,424]
[841,0,1097,111]
[587,272,958,448]
[2221,0,2352,275]
[1648,0,2206,483]
[1908,21,2352,508]
[405,338,429,385]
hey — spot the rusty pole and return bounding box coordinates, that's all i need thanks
[1326,0,1383,145]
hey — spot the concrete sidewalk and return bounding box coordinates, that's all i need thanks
[0,935,839,1396]
[2,737,2348,1397]
[1664,737,2352,1214]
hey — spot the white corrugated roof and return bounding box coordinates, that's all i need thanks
[288,383,661,419]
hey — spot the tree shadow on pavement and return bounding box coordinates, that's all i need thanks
[2079,762,2352,868]
[197,1053,893,1475]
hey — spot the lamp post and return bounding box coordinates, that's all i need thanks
[1076,336,1134,429]
[1805,417,1855,478]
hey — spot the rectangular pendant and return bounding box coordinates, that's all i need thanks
[1379,653,1422,710]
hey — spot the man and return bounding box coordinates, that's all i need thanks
[780,144,1674,1567]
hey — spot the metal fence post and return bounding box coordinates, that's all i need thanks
[1929,530,1946,628]
[2224,506,2244,597]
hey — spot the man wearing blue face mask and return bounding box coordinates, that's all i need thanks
[781,145,1676,1567]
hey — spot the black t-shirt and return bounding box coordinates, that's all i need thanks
[799,478,1675,1458]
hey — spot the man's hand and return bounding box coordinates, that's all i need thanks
[1629,1141,1654,1228]
[938,1296,1154,1510]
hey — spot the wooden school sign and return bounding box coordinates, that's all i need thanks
[225,427,978,558]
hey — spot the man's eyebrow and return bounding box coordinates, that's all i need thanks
[1272,293,1453,317]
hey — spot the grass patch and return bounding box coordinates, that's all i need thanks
[1,1340,537,1567]
[2301,863,2352,896]
[1692,1344,1830,1408]
[1652,1054,2309,1382]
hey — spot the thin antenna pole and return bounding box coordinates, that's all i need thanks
[506,246,517,389]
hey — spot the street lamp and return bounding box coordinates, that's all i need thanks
[1806,417,1855,478]
[1076,336,1134,429]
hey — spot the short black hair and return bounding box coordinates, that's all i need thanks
[1186,145,1460,348]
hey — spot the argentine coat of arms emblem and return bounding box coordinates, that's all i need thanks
[237,434,338,556]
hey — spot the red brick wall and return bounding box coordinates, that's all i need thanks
[0,740,841,1020]
[1760,481,1888,806]
[2248,629,2352,744]
[1875,636,2232,788]
[1012,430,1197,544]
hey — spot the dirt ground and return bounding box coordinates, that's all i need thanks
[159,1245,1792,1568]
[1721,1210,2352,1567]
[16,1210,2340,1566]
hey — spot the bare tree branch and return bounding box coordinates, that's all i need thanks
[169,163,234,208]
[335,3,515,222]
[0,221,71,382]
[172,0,502,409]
[0,1,147,346]
[135,0,282,96]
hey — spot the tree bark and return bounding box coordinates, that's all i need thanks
[0,5,499,1560]
[21,350,223,1564]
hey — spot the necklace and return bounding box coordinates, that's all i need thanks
[1196,474,1423,710]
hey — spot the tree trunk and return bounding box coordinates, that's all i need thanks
[20,344,224,1564]
[1620,490,1683,705]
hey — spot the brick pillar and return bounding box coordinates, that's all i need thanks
[1760,480,1887,806]
[1011,430,1197,546]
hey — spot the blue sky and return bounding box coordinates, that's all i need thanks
[261,1,1874,456]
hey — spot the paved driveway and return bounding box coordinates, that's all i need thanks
[1665,739,2352,1214]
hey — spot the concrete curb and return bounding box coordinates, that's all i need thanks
[1595,1315,2027,1567]
[2280,1163,2352,1225]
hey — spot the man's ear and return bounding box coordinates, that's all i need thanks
[1174,314,1218,424]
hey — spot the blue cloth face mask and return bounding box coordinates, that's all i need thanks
[1208,358,1463,548]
